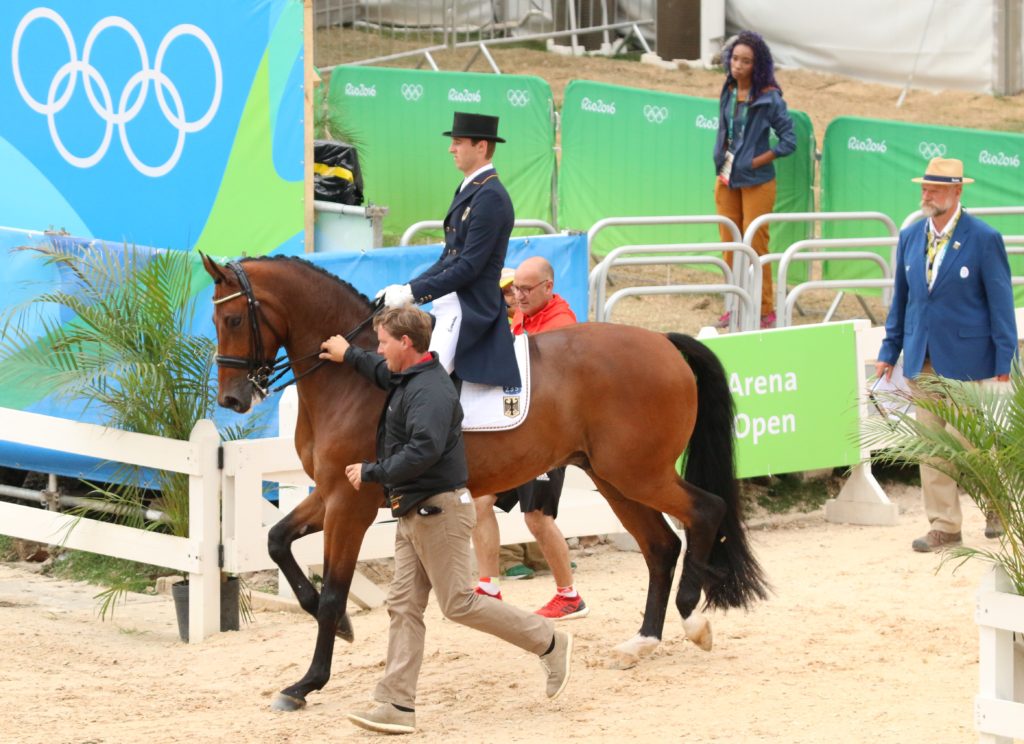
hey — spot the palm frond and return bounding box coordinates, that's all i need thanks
[861,365,1024,594]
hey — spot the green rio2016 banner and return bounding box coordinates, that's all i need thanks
[327,67,555,240]
[701,322,860,478]
[821,116,1024,304]
[558,80,815,275]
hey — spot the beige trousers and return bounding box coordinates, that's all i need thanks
[910,361,968,534]
[374,489,554,709]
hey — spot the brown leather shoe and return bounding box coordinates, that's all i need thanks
[911,530,962,553]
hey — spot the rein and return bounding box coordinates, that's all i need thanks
[213,260,383,397]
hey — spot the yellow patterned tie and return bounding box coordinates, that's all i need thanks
[926,211,960,286]
[926,230,939,285]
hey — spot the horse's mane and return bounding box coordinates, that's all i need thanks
[239,255,372,306]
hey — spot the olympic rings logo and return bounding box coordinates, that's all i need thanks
[506,89,530,107]
[12,8,222,178]
[918,141,947,159]
[401,83,423,101]
[643,105,668,124]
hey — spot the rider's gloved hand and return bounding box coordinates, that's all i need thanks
[382,284,414,308]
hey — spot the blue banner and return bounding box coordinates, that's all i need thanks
[0,1,304,256]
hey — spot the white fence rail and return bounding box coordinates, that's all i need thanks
[0,409,222,643]
[975,567,1024,743]
[0,396,632,634]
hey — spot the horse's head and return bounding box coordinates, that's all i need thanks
[201,253,285,413]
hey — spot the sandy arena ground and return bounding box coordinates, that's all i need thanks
[0,486,1009,744]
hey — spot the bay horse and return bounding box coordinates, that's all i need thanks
[200,254,768,711]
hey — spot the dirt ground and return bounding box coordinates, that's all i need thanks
[0,487,1010,744]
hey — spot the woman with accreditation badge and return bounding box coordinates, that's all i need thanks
[712,30,796,330]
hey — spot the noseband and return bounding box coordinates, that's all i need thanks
[213,260,382,397]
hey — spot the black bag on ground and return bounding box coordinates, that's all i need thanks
[313,140,364,206]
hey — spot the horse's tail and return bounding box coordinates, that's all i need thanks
[666,332,771,610]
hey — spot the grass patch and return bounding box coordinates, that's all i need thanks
[0,535,17,561]
[45,550,169,595]
[744,471,839,515]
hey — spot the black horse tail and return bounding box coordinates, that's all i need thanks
[666,332,771,610]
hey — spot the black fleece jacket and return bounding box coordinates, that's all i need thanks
[346,346,468,516]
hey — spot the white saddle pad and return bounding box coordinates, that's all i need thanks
[461,333,530,431]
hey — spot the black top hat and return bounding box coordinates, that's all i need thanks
[442,112,506,143]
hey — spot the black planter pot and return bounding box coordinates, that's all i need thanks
[171,576,240,642]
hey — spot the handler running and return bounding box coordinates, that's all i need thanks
[320,306,571,736]
[377,112,520,389]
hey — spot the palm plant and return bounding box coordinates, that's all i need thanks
[0,240,261,616]
[861,363,1024,594]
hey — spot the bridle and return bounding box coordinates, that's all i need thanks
[212,260,382,397]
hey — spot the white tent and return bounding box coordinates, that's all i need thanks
[728,0,1023,94]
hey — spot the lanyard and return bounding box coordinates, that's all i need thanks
[926,210,961,286]
[726,88,748,147]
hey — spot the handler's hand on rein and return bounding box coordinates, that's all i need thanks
[874,361,893,382]
[383,283,414,308]
[320,334,350,362]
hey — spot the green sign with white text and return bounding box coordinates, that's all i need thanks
[702,322,860,477]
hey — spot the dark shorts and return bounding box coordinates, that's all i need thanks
[493,467,566,518]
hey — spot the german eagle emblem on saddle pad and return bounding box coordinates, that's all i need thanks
[460,333,530,431]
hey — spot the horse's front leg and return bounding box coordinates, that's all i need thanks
[267,492,332,626]
[271,496,376,712]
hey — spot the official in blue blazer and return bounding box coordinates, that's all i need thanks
[876,157,1018,552]
[380,112,520,389]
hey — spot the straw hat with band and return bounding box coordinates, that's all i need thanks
[912,157,974,185]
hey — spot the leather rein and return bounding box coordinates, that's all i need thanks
[212,260,382,397]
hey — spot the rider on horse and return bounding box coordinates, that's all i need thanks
[378,112,520,389]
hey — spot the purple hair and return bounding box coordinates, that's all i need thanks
[724,30,781,99]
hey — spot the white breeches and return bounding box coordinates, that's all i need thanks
[428,292,462,375]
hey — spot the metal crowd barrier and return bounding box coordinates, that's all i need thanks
[399,218,557,246]
[770,237,897,327]
[590,242,760,331]
[586,214,744,326]
[740,211,899,327]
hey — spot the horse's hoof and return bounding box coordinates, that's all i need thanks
[609,634,659,669]
[336,614,354,643]
[271,691,307,712]
[682,614,713,652]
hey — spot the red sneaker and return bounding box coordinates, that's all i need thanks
[474,586,502,600]
[535,594,589,620]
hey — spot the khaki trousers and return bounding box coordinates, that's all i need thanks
[910,361,967,534]
[374,489,555,709]
[714,178,777,316]
[909,362,1012,534]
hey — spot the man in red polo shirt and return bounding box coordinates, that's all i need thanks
[508,257,577,335]
[472,257,587,620]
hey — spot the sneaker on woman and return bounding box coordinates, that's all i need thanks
[536,594,589,620]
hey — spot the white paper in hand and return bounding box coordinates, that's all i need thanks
[869,360,913,419]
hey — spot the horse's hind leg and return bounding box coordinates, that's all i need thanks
[671,478,726,653]
[588,472,681,669]
[596,469,725,654]
[267,492,336,625]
